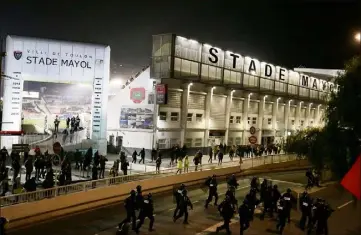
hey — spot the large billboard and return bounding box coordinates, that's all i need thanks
[172,35,336,99]
[119,87,154,130]
[2,35,110,154]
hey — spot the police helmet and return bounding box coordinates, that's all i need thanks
[225,195,231,201]
[287,188,291,193]
[136,185,142,191]
[273,184,278,189]
[147,193,152,199]
[130,190,136,196]
[180,183,185,188]
[183,190,188,195]
[212,174,216,178]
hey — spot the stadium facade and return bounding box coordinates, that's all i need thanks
[1,36,110,154]
[107,34,342,153]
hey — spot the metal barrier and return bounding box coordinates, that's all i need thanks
[0,153,297,207]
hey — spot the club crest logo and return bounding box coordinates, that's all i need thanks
[130,88,146,104]
[13,51,22,60]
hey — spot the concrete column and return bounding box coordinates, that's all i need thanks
[204,87,214,147]
[272,97,280,138]
[224,90,234,145]
[316,105,322,127]
[306,103,312,127]
[242,92,252,145]
[180,83,191,147]
[257,96,266,145]
[284,100,292,139]
[295,101,302,130]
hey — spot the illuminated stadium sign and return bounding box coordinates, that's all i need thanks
[171,35,336,95]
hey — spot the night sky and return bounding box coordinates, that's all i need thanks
[1,0,360,80]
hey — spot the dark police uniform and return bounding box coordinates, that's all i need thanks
[299,192,312,230]
[135,194,155,233]
[205,175,219,208]
[216,196,235,234]
[119,190,137,230]
[174,190,193,224]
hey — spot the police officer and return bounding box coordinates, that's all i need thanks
[272,185,281,215]
[250,176,259,192]
[173,184,186,219]
[119,190,137,230]
[225,186,238,208]
[307,197,323,235]
[205,174,219,208]
[316,200,334,235]
[135,193,155,234]
[276,197,287,235]
[260,178,268,202]
[245,188,259,221]
[238,200,251,235]
[299,191,312,231]
[282,188,295,223]
[135,185,144,213]
[173,190,193,224]
[227,174,239,188]
[260,185,273,220]
[0,217,8,235]
[216,195,235,234]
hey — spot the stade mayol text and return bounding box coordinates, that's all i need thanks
[26,56,92,69]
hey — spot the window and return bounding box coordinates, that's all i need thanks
[194,138,202,147]
[159,112,167,121]
[158,139,167,149]
[300,120,304,126]
[291,120,295,125]
[235,137,241,145]
[247,117,251,124]
[236,116,241,124]
[170,138,180,147]
[252,117,257,125]
[187,113,193,122]
[196,113,203,122]
[184,138,193,147]
[230,116,234,124]
[267,118,272,125]
[170,112,179,121]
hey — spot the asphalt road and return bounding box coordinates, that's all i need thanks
[8,171,308,235]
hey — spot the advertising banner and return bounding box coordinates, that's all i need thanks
[156,84,168,104]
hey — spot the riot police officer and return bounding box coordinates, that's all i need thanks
[260,178,268,202]
[135,193,155,233]
[119,190,137,230]
[245,188,259,221]
[135,185,144,212]
[205,174,219,208]
[316,200,334,235]
[0,217,8,235]
[250,176,259,192]
[227,174,239,188]
[216,195,235,234]
[276,197,287,235]
[238,200,251,235]
[308,197,323,235]
[272,185,281,215]
[282,188,295,223]
[225,186,238,208]
[260,185,273,220]
[173,190,193,224]
[173,184,186,219]
[299,191,312,230]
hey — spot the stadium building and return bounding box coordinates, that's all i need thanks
[107,34,342,154]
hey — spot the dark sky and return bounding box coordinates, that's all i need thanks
[1,0,360,79]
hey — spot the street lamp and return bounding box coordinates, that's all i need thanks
[263,95,268,111]
[247,93,253,108]
[288,99,293,106]
[355,32,361,42]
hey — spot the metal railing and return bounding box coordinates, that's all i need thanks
[0,153,297,207]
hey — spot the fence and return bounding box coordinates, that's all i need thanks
[0,153,298,207]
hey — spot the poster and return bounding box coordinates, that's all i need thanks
[120,106,153,129]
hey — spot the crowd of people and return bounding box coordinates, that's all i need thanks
[115,173,333,235]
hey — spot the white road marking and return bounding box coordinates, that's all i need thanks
[337,200,354,209]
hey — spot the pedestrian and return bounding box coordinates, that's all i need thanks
[155,155,162,173]
[183,155,189,173]
[276,198,287,235]
[138,148,145,164]
[205,175,218,208]
[173,184,186,219]
[238,200,251,235]
[119,190,137,230]
[216,195,234,234]
[176,157,183,174]
[299,191,312,231]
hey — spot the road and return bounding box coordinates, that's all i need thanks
[8,171,310,235]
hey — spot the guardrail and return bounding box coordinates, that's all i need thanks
[0,153,297,207]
